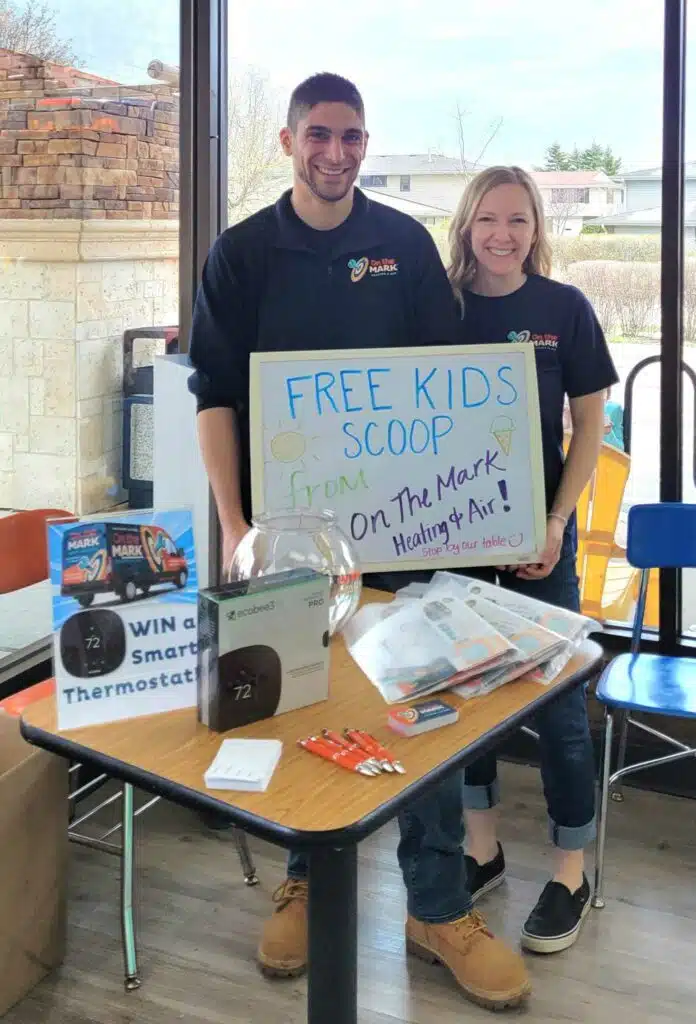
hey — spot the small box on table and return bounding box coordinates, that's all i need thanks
[387,699,460,736]
[197,568,331,732]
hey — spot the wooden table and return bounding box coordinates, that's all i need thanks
[20,588,604,1024]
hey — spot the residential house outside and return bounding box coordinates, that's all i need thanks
[359,153,478,214]
[591,163,696,240]
[359,156,623,235]
[529,171,624,236]
[622,162,696,212]
[361,187,450,226]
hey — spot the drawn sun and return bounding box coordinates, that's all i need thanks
[269,430,308,463]
[263,419,321,480]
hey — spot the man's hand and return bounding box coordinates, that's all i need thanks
[221,518,250,580]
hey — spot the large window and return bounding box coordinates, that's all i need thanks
[226,0,671,639]
[0,0,180,678]
[2,0,692,681]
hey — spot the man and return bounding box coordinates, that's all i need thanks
[188,72,530,1011]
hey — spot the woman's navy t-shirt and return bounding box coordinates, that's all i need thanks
[457,273,618,510]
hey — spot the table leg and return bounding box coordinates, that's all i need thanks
[307,845,357,1024]
[120,782,141,991]
[232,827,259,886]
[592,709,614,910]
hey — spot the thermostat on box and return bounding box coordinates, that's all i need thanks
[197,569,331,732]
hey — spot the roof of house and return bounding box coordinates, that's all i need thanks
[530,170,618,187]
[589,203,696,226]
[361,188,451,218]
[360,153,480,176]
[621,162,696,180]
[359,158,621,190]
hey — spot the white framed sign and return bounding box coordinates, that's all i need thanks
[47,508,199,731]
[250,344,546,572]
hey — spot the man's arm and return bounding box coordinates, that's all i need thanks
[188,232,253,571]
[196,408,248,570]
[411,226,460,343]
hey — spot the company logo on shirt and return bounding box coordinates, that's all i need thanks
[507,329,559,350]
[348,256,399,282]
[348,256,369,282]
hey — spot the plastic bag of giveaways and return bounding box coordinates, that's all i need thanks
[422,572,599,684]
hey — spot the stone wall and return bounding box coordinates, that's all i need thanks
[0,48,179,221]
[0,49,180,514]
[0,220,178,513]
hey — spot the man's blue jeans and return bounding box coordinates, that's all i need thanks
[286,546,596,923]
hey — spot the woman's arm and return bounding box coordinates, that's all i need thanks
[552,390,605,520]
[515,389,605,580]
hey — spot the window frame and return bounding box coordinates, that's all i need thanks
[359,174,388,188]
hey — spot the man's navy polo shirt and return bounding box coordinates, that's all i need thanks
[188,188,458,412]
[188,187,459,518]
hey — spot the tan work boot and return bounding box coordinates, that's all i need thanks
[257,878,308,977]
[406,908,531,1010]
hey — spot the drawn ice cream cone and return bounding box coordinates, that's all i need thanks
[493,429,512,455]
[490,416,516,455]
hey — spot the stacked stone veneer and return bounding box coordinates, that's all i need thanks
[0,48,179,219]
[0,49,179,513]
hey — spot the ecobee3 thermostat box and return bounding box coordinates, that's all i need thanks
[197,568,331,732]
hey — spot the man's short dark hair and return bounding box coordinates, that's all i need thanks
[286,73,365,133]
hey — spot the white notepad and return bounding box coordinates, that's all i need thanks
[203,739,283,792]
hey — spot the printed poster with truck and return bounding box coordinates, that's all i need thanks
[250,345,546,572]
[47,508,198,730]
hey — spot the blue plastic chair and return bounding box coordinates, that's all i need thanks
[593,503,696,908]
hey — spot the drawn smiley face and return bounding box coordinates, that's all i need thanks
[507,533,524,548]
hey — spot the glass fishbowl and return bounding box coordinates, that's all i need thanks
[226,509,362,635]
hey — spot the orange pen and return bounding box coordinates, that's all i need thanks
[317,734,383,775]
[344,729,405,774]
[298,737,379,776]
[321,728,383,773]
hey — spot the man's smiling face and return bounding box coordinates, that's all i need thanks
[281,101,368,204]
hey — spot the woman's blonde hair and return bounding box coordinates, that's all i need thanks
[447,166,552,300]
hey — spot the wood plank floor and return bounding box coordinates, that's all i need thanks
[5,759,696,1023]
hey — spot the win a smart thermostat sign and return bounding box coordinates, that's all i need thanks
[47,508,199,731]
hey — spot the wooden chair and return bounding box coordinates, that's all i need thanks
[564,439,659,628]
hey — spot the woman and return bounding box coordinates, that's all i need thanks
[448,166,618,954]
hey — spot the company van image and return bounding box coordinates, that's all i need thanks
[61,522,189,607]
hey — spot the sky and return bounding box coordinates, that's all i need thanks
[48,0,696,172]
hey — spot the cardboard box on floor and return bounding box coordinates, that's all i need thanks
[0,711,69,1015]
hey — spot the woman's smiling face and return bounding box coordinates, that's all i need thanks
[469,183,537,284]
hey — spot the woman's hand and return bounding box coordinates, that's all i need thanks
[513,515,566,580]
